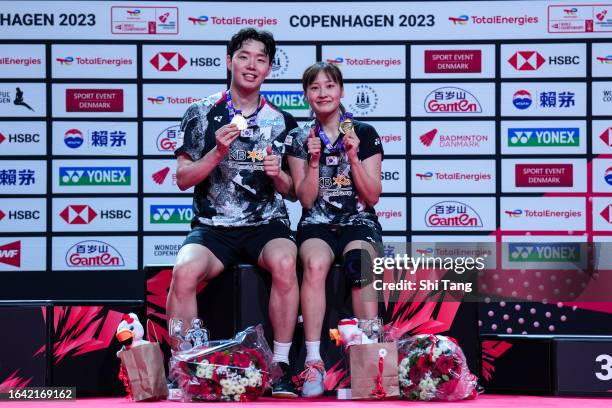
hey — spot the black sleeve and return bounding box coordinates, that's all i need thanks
[282,111,299,137]
[357,122,384,161]
[285,126,308,160]
[174,103,207,161]
[271,111,301,172]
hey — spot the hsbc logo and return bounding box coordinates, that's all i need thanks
[149,52,222,72]
[150,52,187,71]
[0,132,40,144]
[381,171,400,181]
[602,204,612,224]
[600,127,612,147]
[60,205,97,224]
[508,51,580,71]
[59,204,132,224]
[0,210,40,220]
[508,51,545,70]
[0,240,20,267]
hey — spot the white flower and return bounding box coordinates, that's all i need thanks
[239,377,248,386]
[234,395,241,401]
[431,347,443,362]
[236,385,245,395]
[248,378,257,387]
[419,376,437,394]
[419,389,433,400]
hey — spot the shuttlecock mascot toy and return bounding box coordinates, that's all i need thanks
[116,313,149,355]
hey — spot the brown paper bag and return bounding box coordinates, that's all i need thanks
[350,342,400,400]
[118,342,168,401]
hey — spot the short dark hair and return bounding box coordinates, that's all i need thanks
[301,62,344,92]
[227,28,276,63]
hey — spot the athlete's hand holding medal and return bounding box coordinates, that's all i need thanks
[214,123,241,157]
[340,113,359,163]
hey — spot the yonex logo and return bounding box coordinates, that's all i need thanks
[59,167,131,186]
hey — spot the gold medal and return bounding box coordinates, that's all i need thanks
[230,113,248,131]
[339,117,354,135]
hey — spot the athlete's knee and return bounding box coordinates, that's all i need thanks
[303,257,330,285]
[269,253,297,290]
[343,249,373,288]
[171,260,207,293]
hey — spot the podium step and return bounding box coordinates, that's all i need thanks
[482,334,612,396]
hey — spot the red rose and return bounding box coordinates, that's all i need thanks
[210,352,231,368]
[244,386,263,401]
[409,365,424,384]
[416,355,429,370]
[437,378,459,397]
[434,355,455,376]
[244,348,267,369]
[232,351,252,369]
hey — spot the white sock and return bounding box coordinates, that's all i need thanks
[305,340,321,363]
[272,341,291,364]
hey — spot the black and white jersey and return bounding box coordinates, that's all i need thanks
[175,91,297,228]
[286,119,383,229]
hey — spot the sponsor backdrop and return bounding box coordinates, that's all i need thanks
[0,1,611,321]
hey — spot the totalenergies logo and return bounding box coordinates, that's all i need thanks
[563,8,578,16]
[188,15,209,25]
[416,248,434,256]
[147,96,165,104]
[126,9,141,17]
[448,15,469,25]
[416,172,433,181]
[56,56,74,65]
[326,57,344,65]
[505,209,523,218]
[596,55,612,64]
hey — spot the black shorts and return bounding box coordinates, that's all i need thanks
[182,220,296,268]
[297,223,383,259]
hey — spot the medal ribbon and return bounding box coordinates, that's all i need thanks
[226,90,265,127]
[315,112,353,153]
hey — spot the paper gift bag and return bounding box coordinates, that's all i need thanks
[350,342,399,400]
[118,342,168,401]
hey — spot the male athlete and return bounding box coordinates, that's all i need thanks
[168,28,299,397]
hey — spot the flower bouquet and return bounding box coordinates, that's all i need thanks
[397,334,478,401]
[170,325,278,402]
